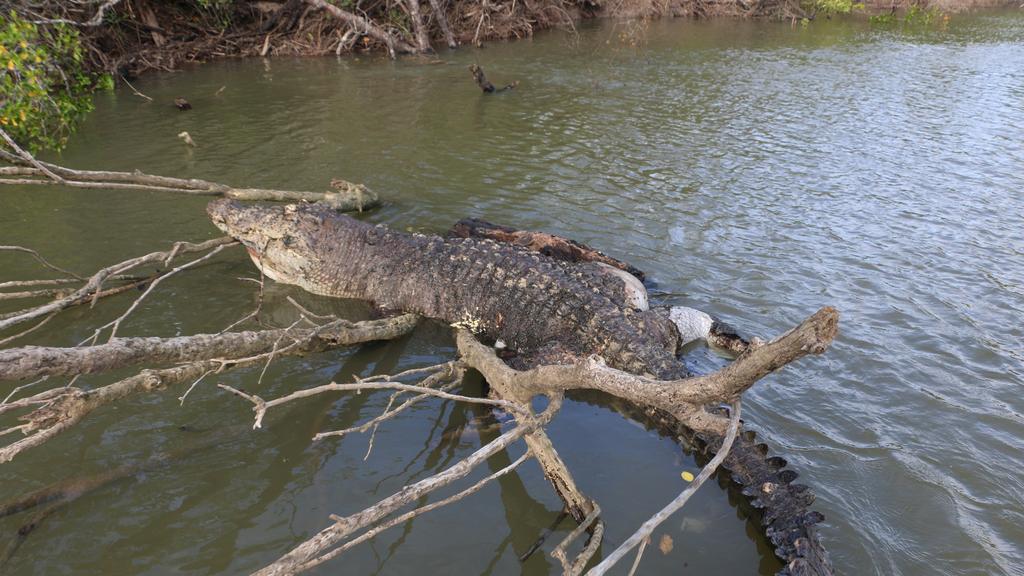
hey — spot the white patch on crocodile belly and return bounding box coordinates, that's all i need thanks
[668,306,714,345]
[246,248,285,283]
[595,263,648,311]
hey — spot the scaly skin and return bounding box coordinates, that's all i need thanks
[207,198,834,575]
[207,199,681,378]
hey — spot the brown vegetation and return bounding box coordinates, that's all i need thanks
[9,0,803,78]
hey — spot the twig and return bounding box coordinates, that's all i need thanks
[28,0,125,26]
[2,377,49,405]
[0,278,82,290]
[222,377,527,431]
[0,129,64,183]
[308,450,534,568]
[315,365,463,443]
[120,75,153,101]
[0,246,82,279]
[0,312,57,347]
[178,370,214,405]
[97,244,230,342]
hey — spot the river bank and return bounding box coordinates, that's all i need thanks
[12,0,1019,79]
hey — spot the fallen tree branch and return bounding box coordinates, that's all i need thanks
[0,315,419,462]
[0,315,419,382]
[0,151,378,211]
[457,307,837,430]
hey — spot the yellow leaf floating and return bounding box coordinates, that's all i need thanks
[681,471,695,482]
[658,534,674,555]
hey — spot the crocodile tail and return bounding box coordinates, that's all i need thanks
[698,425,835,576]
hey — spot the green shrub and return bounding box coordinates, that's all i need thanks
[0,10,103,153]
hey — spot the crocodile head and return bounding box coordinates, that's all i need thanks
[207,198,326,288]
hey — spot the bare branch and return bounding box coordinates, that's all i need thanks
[0,245,82,280]
[552,503,604,576]
[254,396,561,576]
[222,375,527,431]
[303,0,418,57]
[98,243,231,342]
[306,450,534,569]
[313,363,463,442]
[0,312,57,348]
[0,315,418,382]
[28,0,125,26]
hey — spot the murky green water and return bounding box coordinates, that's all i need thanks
[3,10,1024,576]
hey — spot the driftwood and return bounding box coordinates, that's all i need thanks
[1,165,838,575]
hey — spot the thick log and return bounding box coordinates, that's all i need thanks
[457,307,838,414]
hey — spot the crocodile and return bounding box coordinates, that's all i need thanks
[207,198,835,576]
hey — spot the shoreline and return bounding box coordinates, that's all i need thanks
[27,0,1021,79]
